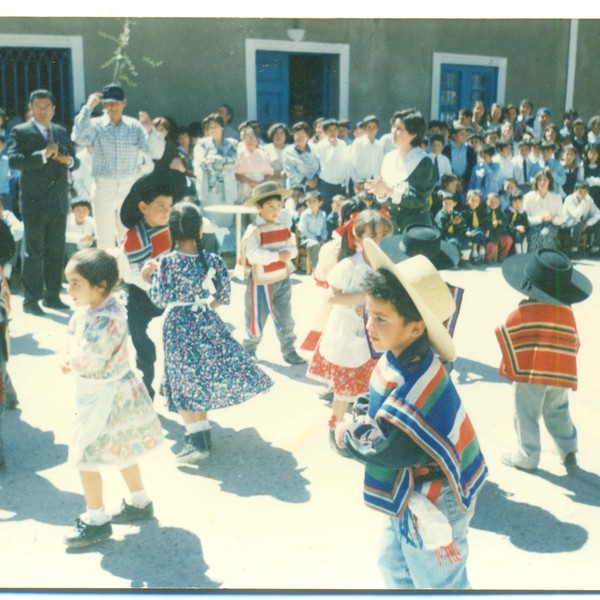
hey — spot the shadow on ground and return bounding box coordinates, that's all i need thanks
[453,357,509,386]
[532,467,600,508]
[471,481,588,553]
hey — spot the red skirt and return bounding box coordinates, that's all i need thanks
[308,345,377,402]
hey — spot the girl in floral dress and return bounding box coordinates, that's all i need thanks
[307,210,392,448]
[62,249,163,549]
[146,201,273,464]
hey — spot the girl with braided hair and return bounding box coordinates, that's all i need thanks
[144,201,273,464]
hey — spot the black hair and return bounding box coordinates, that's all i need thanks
[267,122,291,143]
[168,201,208,271]
[391,108,426,147]
[430,134,445,145]
[338,209,393,262]
[479,143,496,157]
[532,168,555,192]
[202,113,224,130]
[363,268,422,324]
[66,249,120,297]
[218,103,234,120]
[510,190,524,202]
[29,89,56,105]
[292,121,311,135]
[574,181,590,191]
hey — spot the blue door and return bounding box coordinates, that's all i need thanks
[439,64,498,123]
[256,50,290,131]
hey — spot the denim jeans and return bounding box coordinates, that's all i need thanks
[378,482,476,589]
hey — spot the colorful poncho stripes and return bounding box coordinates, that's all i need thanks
[495,301,579,390]
[361,349,488,518]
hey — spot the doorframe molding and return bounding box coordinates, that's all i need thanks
[0,34,86,110]
[245,38,350,120]
[430,52,507,120]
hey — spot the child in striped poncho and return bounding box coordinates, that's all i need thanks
[333,239,488,590]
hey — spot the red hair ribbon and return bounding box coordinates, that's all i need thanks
[335,212,359,250]
[378,208,390,220]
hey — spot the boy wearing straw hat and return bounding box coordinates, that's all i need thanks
[496,248,592,473]
[333,238,488,589]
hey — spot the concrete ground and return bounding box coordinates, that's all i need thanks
[2,257,600,592]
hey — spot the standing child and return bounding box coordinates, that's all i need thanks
[462,189,489,264]
[485,192,513,262]
[583,143,600,209]
[61,249,163,548]
[505,191,529,254]
[298,190,328,269]
[307,210,393,445]
[146,202,273,463]
[333,240,488,589]
[497,249,592,472]
[239,181,305,364]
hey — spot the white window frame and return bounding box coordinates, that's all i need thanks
[245,38,350,120]
[0,34,85,110]
[430,52,507,120]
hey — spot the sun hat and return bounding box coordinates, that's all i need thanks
[380,225,459,270]
[363,237,457,361]
[501,248,592,305]
[243,181,292,207]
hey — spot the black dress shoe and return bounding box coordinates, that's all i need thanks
[23,302,45,316]
[42,297,70,310]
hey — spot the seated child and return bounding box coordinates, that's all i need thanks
[433,192,467,252]
[65,198,97,263]
[505,191,529,254]
[485,192,513,262]
[240,181,305,364]
[561,181,600,256]
[334,240,488,589]
[462,189,489,264]
[298,191,328,269]
[430,173,460,217]
[326,193,346,239]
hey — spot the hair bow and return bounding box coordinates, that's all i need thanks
[336,212,359,250]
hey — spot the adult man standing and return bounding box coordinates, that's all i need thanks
[7,89,78,316]
[71,83,165,249]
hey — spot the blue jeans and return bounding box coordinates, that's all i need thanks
[378,483,476,589]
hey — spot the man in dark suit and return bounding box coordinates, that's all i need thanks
[7,89,78,315]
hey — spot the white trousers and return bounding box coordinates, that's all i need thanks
[92,176,137,249]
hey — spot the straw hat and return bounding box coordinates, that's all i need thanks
[363,238,457,361]
[243,181,292,207]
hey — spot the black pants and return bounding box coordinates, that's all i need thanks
[21,209,67,305]
[127,284,164,398]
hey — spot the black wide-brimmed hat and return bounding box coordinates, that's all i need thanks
[120,172,183,228]
[501,249,592,305]
[380,225,460,270]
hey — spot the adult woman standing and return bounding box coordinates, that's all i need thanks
[193,113,238,252]
[283,121,320,191]
[234,125,274,200]
[263,123,290,189]
[523,169,563,251]
[365,109,435,233]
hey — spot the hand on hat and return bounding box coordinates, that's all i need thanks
[86,93,102,110]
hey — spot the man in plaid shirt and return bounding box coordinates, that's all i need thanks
[72,83,165,249]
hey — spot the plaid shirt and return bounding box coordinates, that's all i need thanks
[72,106,165,179]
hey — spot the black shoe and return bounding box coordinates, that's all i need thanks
[563,451,578,471]
[283,351,306,365]
[111,499,154,524]
[42,297,70,310]
[23,301,45,316]
[318,387,334,402]
[176,431,210,464]
[64,518,112,548]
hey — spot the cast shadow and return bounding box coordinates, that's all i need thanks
[178,423,310,504]
[470,481,588,553]
[532,467,600,508]
[9,332,55,356]
[258,359,307,379]
[68,519,221,589]
[452,357,509,386]
[0,413,81,525]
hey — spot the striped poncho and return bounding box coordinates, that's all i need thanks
[495,301,579,390]
[346,346,487,519]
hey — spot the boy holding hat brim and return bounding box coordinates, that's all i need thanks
[239,181,305,364]
[333,237,488,589]
[117,172,174,398]
[496,248,592,472]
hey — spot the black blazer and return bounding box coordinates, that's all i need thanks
[7,120,78,217]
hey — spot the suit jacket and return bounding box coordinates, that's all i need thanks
[442,143,477,190]
[7,120,78,217]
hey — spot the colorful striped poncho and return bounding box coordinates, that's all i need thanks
[347,347,487,519]
[495,301,579,390]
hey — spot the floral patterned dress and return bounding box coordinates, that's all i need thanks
[66,295,163,469]
[148,250,273,412]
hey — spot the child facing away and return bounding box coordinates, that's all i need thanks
[496,249,592,473]
[505,191,529,254]
[239,181,306,364]
[118,173,174,399]
[145,202,273,463]
[485,192,513,262]
[462,189,489,264]
[61,249,163,548]
[298,190,328,270]
[307,210,393,447]
[332,240,488,589]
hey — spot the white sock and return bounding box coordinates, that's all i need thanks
[515,243,522,254]
[186,420,210,434]
[130,489,151,509]
[83,506,110,526]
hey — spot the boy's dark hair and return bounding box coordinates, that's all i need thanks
[574,181,590,191]
[510,190,524,202]
[67,249,119,296]
[338,119,351,129]
[140,180,173,205]
[71,198,92,210]
[363,269,422,324]
[218,103,234,120]
[479,144,496,157]
[495,140,510,151]
[292,121,311,135]
[430,134,445,145]
[458,108,473,119]
[168,201,208,271]
[322,118,339,132]
[517,140,531,149]
[29,89,56,105]
[441,173,459,187]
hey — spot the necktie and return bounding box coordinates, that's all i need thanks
[522,158,527,183]
[434,156,440,183]
[473,210,479,228]
[46,126,54,144]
